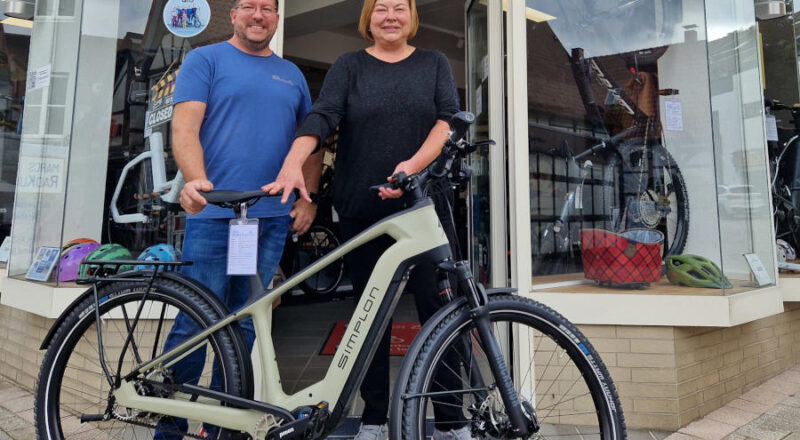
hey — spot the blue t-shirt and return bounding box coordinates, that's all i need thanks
[173,42,312,218]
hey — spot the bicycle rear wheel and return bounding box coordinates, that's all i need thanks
[605,139,689,256]
[392,295,625,440]
[35,278,248,440]
[294,225,344,295]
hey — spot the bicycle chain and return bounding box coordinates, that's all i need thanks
[108,412,208,439]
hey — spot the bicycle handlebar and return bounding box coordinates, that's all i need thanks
[572,125,638,161]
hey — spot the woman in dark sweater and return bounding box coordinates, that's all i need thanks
[265,1,467,439]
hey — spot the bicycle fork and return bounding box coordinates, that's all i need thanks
[437,261,537,438]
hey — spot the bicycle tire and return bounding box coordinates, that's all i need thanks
[35,278,247,440]
[294,225,344,295]
[392,295,625,440]
[604,138,689,256]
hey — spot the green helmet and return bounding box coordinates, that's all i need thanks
[78,243,133,279]
[665,254,732,289]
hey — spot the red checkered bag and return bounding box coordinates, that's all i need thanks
[579,228,664,285]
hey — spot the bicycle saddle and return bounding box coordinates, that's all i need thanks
[201,190,281,207]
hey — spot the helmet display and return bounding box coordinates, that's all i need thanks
[78,243,134,279]
[61,238,98,256]
[665,254,732,289]
[57,242,100,282]
[135,243,179,271]
[776,239,796,262]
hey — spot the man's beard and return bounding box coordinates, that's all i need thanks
[235,27,272,52]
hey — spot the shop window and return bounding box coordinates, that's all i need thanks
[525,0,773,294]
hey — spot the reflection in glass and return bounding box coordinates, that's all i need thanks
[526,0,773,293]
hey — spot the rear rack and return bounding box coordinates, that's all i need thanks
[76,259,193,285]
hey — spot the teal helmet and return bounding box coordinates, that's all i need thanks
[78,243,133,279]
[665,254,732,289]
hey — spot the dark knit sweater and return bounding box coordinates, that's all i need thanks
[296,48,459,221]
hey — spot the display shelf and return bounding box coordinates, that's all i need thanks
[778,265,800,301]
[526,284,783,327]
[0,273,86,319]
[532,273,752,296]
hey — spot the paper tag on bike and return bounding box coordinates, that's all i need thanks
[227,218,259,275]
[765,115,778,142]
[574,185,584,210]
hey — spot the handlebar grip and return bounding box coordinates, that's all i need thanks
[449,111,475,142]
[369,183,393,193]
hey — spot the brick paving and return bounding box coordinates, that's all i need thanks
[2,365,800,439]
[666,365,800,440]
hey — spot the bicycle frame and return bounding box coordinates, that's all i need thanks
[110,198,451,436]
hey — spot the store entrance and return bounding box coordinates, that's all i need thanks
[273,0,470,425]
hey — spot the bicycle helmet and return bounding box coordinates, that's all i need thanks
[57,242,100,282]
[78,243,133,279]
[776,239,796,262]
[61,238,98,256]
[135,243,179,271]
[665,254,732,289]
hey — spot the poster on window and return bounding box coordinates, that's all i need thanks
[144,68,179,137]
[163,0,210,38]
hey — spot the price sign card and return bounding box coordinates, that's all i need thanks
[743,253,772,287]
[228,219,259,275]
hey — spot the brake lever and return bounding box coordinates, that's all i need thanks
[369,171,408,193]
[464,139,495,154]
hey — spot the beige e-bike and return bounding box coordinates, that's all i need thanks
[35,112,625,440]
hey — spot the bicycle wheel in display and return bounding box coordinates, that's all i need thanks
[293,225,344,295]
[392,295,625,440]
[604,138,689,257]
[35,278,249,440]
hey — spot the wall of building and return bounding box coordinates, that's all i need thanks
[577,303,800,431]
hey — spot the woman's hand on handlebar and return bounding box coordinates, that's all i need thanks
[380,161,416,200]
[180,179,214,215]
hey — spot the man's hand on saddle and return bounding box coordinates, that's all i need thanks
[180,179,214,215]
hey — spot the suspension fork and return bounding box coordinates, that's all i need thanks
[437,260,530,437]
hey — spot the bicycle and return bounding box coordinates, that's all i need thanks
[35,112,625,439]
[765,99,800,255]
[532,47,689,276]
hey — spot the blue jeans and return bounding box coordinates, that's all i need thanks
[155,216,289,439]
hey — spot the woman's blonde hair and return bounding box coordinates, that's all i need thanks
[358,0,418,42]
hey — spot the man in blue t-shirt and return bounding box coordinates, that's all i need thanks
[156,0,318,438]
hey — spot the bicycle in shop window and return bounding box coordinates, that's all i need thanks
[35,112,626,440]
[532,46,689,276]
[764,99,800,266]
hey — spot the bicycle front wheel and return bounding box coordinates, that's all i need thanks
[393,295,625,439]
[35,278,248,440]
